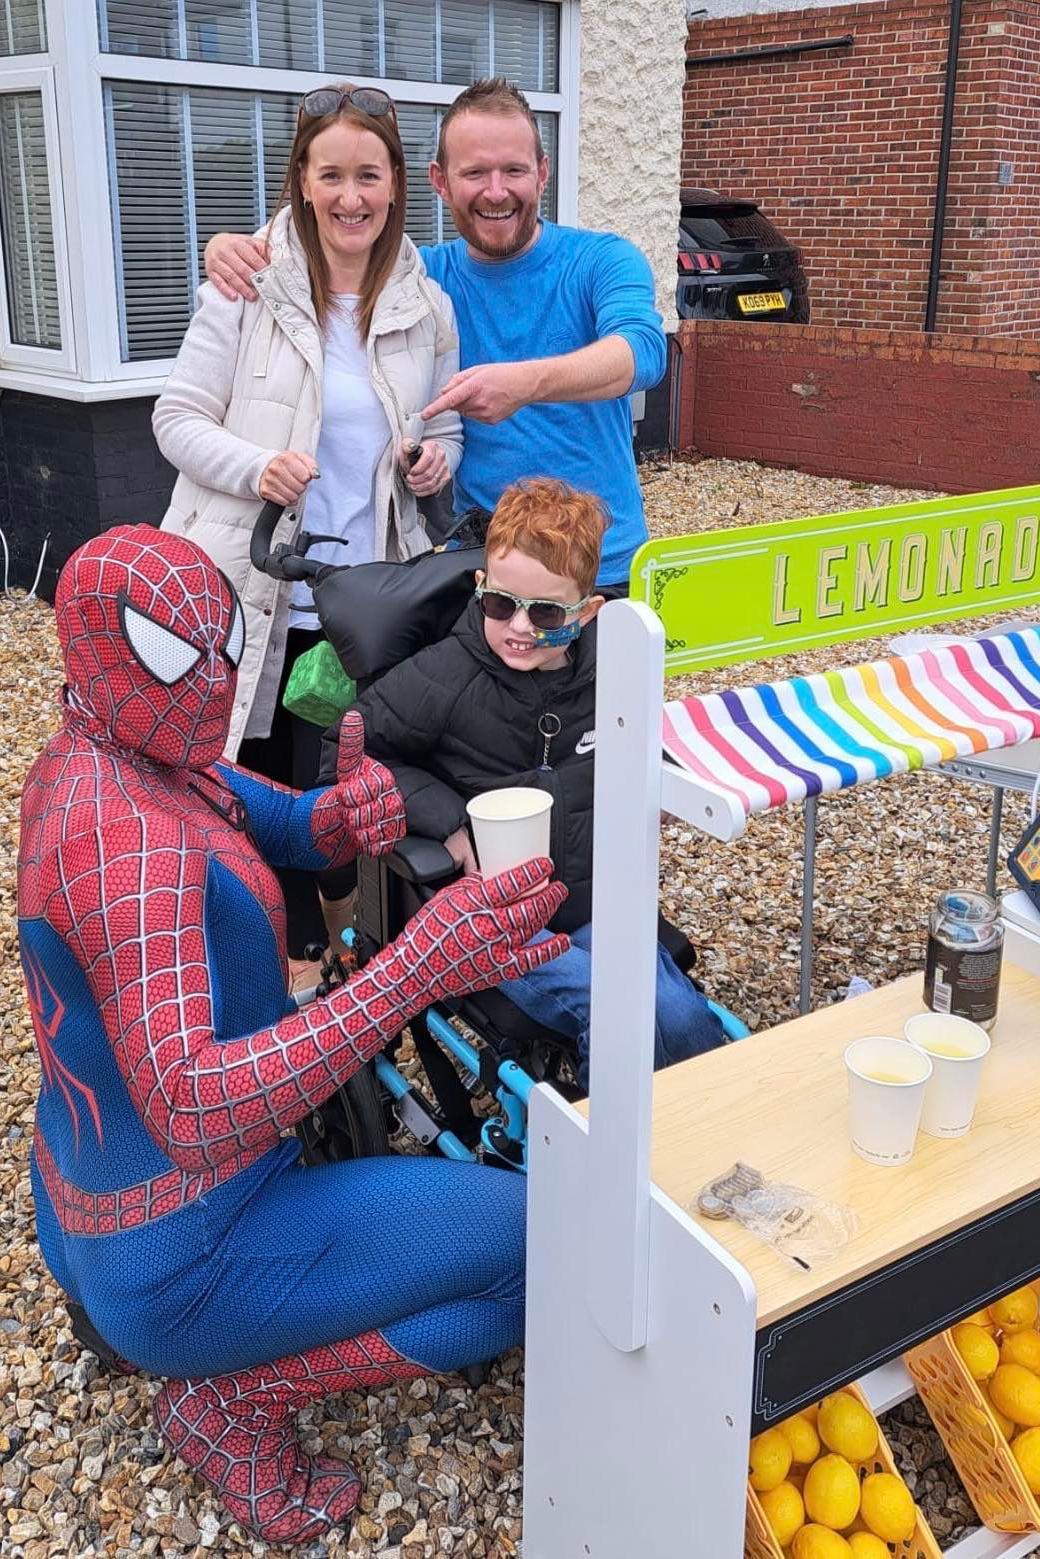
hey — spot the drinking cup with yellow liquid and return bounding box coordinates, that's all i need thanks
[844,1036,933,1166]
[904,1012,990,1138]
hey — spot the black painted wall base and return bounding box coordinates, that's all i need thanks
[0,391,175,601]
[633,330,675,459]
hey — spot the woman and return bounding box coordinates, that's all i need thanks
[154,83,462,981]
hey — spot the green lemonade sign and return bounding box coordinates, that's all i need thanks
[629,485,1040,674]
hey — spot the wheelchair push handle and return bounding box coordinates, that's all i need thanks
[249,499,338,584]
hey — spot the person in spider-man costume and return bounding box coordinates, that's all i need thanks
[17,524,568,1545]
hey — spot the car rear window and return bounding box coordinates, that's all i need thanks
[680,210,788,250]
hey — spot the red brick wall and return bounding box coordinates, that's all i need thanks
[675,320,1040,492]
[981,11,1040,334]
[683,0,1040,336]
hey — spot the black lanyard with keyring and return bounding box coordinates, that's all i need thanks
[538,712,562,772]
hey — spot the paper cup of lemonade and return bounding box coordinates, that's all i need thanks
[904,1012,990,1138]
[844,1035,932,1166]
[466,788,553,877]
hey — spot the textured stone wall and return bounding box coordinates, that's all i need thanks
[578,0,687,328]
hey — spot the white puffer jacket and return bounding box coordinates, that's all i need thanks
[154,209,462,758]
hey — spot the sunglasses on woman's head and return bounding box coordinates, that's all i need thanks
[301,87,393,120]
[475,581,589,632]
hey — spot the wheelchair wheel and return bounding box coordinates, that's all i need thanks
[296,1063,390,1164]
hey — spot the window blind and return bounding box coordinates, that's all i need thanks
[257,0,319,71]
[100,0,178,57]
[0,90,60,349]
[105,82,191,360]
[190,89,259,279]
[0,0,45,56]
[99,0,559,91]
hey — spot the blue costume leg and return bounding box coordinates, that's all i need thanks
[152,1154,525,1546]
[139,1152,526,1380]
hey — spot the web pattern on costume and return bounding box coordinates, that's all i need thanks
[19,524,564,1545]
[154,1334,426,1545]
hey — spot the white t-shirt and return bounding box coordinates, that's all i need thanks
[290,296,392,628]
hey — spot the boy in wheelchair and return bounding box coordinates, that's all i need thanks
[320,477,725,1094]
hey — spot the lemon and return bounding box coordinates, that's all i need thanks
[990,1287,1040,1334]
[758,1479,805,1545]
[817,1392,879,1462]
[953,1322,1000,1380]
[779,1413,822,1465]
[749,1427,793,1492]
[847,1535,890,1559]
[859,1472,916,1543]
[1011,1427,1040,1495]
[990,1364,1040,1427]
[802,1402,821,1425]
[983,1389,1016,1439]
[792,1527,854,1559]
[1001,1330,1040,1373]
[964,1307,998,1335]
[804,1454,861,1531]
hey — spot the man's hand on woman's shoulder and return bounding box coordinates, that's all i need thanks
[205,232,271,302]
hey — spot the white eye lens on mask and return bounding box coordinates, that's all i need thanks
[118,597,204,686]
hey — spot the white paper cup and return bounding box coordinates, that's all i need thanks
[904,1012,991,1138]
[844,1035,933,1166]
[466,788,553,877]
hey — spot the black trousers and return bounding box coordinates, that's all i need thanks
[237,627,355,958]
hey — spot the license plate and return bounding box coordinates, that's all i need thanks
[737,291,786,315]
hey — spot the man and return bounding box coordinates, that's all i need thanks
[203,78,666,589]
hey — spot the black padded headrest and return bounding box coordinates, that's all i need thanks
[311,545,481,681]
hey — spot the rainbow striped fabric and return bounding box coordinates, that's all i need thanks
[662,628,1040,820]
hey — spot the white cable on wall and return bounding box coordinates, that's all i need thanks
[0,526,50,603]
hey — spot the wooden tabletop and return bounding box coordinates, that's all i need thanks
[641,963,1040,1327]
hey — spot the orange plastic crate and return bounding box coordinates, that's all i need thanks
[744,1383,942,1558]
[906,1281,1040,1535]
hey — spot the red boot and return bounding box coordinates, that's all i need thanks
[154,1331,425,1544]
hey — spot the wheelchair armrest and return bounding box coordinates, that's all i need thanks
[384,834,459,886]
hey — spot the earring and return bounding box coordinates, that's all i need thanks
[389,199,395,208]
[303,197,312,209]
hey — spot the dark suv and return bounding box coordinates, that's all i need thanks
[676,187,810,323]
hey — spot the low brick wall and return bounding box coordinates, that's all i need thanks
[675,321,1040,492]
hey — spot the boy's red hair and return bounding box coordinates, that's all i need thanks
[485,479,606,597]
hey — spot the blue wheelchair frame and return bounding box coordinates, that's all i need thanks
[347,921,749,1172]
[376,1003,749,1171]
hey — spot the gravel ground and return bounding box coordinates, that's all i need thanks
[2,457,1037,1557]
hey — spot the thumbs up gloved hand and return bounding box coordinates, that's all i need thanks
[310,709,406,864]
[352,858,570,1017]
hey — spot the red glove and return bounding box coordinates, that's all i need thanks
[311,709,406,862]
[353,857,570,1015]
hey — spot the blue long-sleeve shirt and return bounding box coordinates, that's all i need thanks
[421,221,666,586]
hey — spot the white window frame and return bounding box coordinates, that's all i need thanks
[0,63,76,371]
[0,0,578,398]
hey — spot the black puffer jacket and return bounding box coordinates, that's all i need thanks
[320,600,597,933]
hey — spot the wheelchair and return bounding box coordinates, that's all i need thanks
[251,502,749,1173]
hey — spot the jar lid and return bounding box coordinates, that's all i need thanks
[938,888,998,922]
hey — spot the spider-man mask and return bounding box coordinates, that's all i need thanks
[55,525,245,771]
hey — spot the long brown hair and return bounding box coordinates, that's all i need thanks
[275,84,408,341]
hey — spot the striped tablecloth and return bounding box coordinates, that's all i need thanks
[662,629,1040,821]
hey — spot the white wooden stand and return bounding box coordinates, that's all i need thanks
[522,600,1039,1559]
